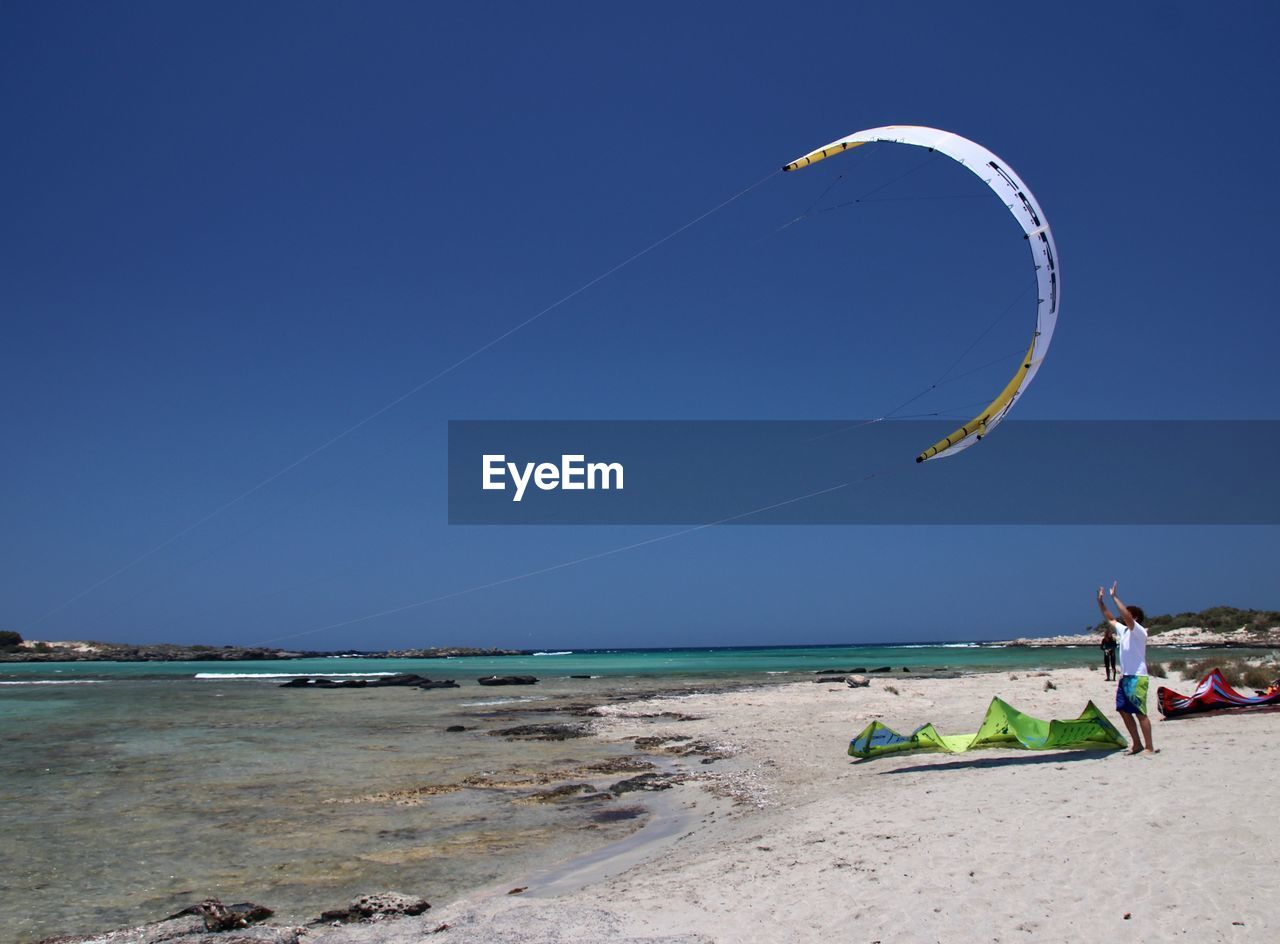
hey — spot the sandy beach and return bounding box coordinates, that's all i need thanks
[288,666,1280,944]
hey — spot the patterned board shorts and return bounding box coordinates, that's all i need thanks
[1116,675,1149,715]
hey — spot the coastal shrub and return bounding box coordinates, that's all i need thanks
[1240,665,1277,691]
[1147,661,1166,679]
[1146,606,1280,635]
[0,630,22,650]
[1166,658,1188,675]
[1176,657,1278,691]
[884,685,900,695]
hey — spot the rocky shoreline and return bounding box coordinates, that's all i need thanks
[32,892,436,944]
[0,640,525,663]
[1000,625,1280,648]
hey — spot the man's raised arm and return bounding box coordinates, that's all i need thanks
[1097,586,1120,627]
[1109,581,1135,629]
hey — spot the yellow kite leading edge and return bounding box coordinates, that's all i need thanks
[784,126,1060,462]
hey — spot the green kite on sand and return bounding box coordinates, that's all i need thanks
[848,697,1126,759]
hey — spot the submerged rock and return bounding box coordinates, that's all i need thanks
[633,735,692,749]
[477,675,538,686]
[610,772,680,794]
[523,782,607,803]
[489,723,590,740]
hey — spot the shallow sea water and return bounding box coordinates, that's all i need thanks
[1,675,693,941]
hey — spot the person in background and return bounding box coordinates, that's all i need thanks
[1100,623,1118,681]
[1097,581,1156,755]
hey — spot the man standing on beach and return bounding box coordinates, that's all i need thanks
[1097,582,1156,754]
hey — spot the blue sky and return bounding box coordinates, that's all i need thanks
[3,2,1277,649]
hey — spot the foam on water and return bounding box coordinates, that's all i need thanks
[192,671,400,679]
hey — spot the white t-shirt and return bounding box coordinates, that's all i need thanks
[1111,619,1148,676]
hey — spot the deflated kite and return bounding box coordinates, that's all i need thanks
[848,697,1124,759]
[1157,668,1280,719]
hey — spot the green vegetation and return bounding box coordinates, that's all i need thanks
[1145,606,1280,634]
[1175,656,1279,692]
[1147,661,1167,678]
[0,630,22,650]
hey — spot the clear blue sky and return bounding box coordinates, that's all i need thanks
[3,2,1277,649]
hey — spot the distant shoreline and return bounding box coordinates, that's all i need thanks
[0,641,526,663]
[5,624,1279,665]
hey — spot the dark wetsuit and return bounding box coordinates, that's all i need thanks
[1101,635,1118,681]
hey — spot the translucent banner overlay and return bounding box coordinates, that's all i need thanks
[448,421,1280,525]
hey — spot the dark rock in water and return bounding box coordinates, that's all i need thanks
[902,667,911,672]
[200,899,269,931]
[444,725,467,733]
[610,772,678,794]
[489,723,590,740]
[477,675,538,686]
[279,674,458,691]
[569,674,593,679]
[813,676,846,683]
[525,782,601,803]
[634,735,691,749]
[580,756,655,776]
[45,899,298,943]
[378,673,424,686]
[376,670,432,685]
[318,892,430,924]
[814,668,862,675]
[869,666,892,673]
[164,899,274,931]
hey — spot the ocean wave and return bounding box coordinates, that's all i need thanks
[0,680,104,686]
[193,671,400,680]
[532,651,573,656]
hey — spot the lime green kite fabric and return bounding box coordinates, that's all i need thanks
[848,697,1125,759]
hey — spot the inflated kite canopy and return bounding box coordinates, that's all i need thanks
[784,126,1060,463]
[1157,668,1280,719]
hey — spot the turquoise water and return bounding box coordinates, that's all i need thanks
[0,641,1210,686]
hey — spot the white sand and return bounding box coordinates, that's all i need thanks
[311,668,1280,944]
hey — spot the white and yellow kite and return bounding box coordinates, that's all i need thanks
[785,125,1060,462]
